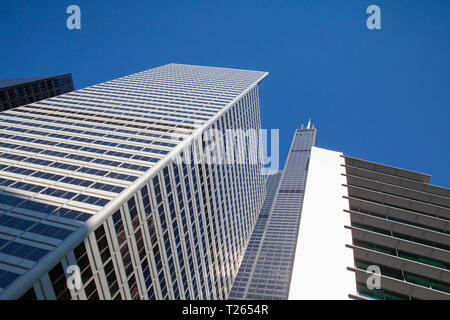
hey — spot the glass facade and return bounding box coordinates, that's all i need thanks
[0,63,268,299]
[229,171,283,298]
[230,127,316,299]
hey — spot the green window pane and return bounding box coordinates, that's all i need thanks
[357,282,384,300]
[398,250,420,262]
[375,245,396,256]
[353,239,375,250]
[380,265,404,280]
[384,291,409,300]
[428,280,450,294]
[419,257,445,269]
[404,272,429,287]
[355,260,371,270]
[388,216,405,223]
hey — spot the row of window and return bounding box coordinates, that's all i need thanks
[352,221,450,252]
[348,189,450,222]
[355,259,450,296]
[0,77,72,102]
[0,214,73,240]
[0,153,138,183]
[0,237,49,262]
[349,206,448,235]
[0,170,111,207]
[0,122,170,162]
[1,128,168,160]
[36,100,197,131]
[353,238,450,271]
[0,192,92,222]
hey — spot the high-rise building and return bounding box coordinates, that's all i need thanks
[230,123,316,299]
[228,171,283,298]
[0,63,268,300]
[0,74,74,112]
[290,146,450,300]
[231,123,450,300]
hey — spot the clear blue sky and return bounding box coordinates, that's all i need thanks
[1,0,449,187]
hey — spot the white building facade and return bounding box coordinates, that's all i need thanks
[0,64,268,300]
[289,146,450,300]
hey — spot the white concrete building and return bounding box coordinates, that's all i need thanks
[290,146,450,300]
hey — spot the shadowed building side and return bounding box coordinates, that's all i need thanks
[0,74,74,112]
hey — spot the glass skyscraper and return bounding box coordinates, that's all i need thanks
[230,124,316,299]
[0,63,268,300]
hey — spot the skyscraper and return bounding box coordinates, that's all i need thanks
[230,123,316,299]
[0,63,268,300]
[228,171,283,298]
[0,74,74,112]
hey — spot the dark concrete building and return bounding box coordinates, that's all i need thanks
[0,74,74,112]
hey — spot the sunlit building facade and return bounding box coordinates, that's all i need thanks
[0,63,267,300]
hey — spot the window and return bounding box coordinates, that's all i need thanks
[95,224,120,298]
[48,263,71,300]
[0,268,20,289]
[19,287,37,300]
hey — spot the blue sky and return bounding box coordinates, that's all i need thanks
[1,0,449,187]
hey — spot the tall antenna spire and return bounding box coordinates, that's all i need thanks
[307,118,311,129]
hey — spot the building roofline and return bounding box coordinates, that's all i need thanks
[342,155,432,184]
[0,74,73,89]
